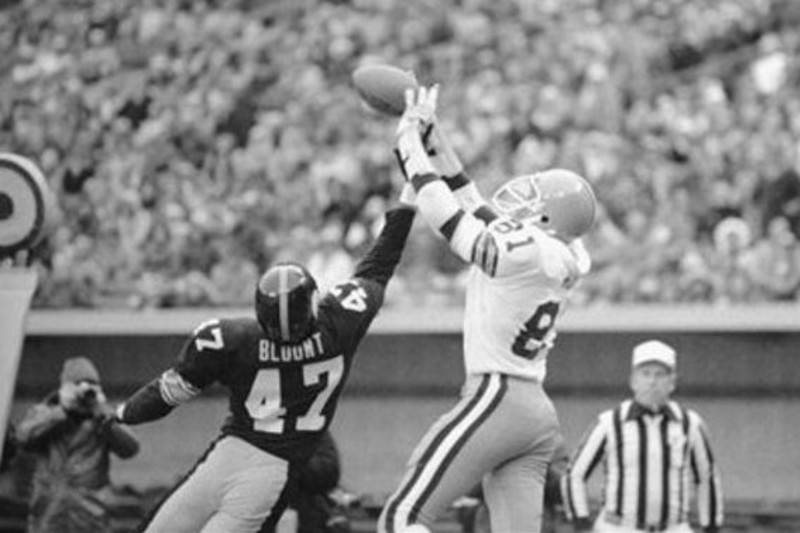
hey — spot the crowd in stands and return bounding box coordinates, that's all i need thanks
[2,0,800,308]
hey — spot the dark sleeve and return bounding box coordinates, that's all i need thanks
[120,319,230,425]
[172,320,230,390]
[473,205,499,225]
[105,422,141,459]
[352,206,415,287]
[15,400,68,450]
[117,378,174,425]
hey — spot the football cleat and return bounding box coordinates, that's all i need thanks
[256,263,318,343]
[491,168,597,241]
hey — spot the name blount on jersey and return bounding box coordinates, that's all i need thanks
[259,332,326,363]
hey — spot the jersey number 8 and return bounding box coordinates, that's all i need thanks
[512,301,560,360]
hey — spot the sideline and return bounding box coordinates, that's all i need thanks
[24,303,800,336]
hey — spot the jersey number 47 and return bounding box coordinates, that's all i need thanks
[244,356,344,434]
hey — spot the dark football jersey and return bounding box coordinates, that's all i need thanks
[118,206,415,464]
[173,278,384,462]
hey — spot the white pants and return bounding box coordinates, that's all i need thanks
[144,436,289,533]
[594,515,694,533]
[379,374,560,533]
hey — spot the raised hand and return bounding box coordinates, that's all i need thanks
[424,123,464,179]
[396,85,440,139]
[394,85,441,181]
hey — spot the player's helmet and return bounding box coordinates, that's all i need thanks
[255,263,319,343]
[491,168,597,241]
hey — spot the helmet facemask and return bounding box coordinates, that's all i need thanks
[492,174,547,225]
[492,170,597,242]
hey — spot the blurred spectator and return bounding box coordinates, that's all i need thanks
[709,216,758,302]
[4,0,800,308]
[15,357,140,533]
[0,423,32,529]
[307,224,355,294]
[756,168,800,239]
[208,225,260,306]
[747,216,800,300]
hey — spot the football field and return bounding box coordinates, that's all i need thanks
[8,393,800,532]
[13,394,793,503]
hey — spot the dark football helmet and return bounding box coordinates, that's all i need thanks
[491,168,597,241]
[255,263,319,343]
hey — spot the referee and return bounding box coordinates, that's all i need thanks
[561,340,723,533]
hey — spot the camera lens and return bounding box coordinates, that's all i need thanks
[80,389,97,403]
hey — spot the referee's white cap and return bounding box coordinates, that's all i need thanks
[632,340,676,370]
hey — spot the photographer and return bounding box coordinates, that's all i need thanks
[16,357,140,533]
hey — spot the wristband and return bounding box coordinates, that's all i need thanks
[444,172,470,190]
[397,130,436,179]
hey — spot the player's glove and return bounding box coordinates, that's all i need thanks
[395,86,439,182]
[396,85,438,138]
[422,121,464,180]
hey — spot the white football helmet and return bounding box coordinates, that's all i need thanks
[491,168,597,241]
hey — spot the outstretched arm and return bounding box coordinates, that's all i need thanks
[394,86,502,271]
[117,320,225,425]
[424,123,498,226]
[116,369,185,425]
[352,184,416,287]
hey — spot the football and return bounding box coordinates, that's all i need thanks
[352,64,418,116]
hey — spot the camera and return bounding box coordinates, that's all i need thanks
[77,388,98,407]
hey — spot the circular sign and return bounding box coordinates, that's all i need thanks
[0,153,55,257]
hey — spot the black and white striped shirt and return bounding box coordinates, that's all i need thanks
[562,399,723,531]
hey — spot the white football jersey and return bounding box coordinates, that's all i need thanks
[458,218,585,380]
[413,178,590,381]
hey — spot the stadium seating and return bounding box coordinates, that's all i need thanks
[2,0,799,308]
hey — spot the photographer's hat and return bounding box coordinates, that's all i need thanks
[60,357,100,384]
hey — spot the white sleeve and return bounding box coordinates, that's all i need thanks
[414,178,519,278]
[415,178,586,286]
[446,176,499,225]
[452,181,486,212]
[562,412,610,520]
